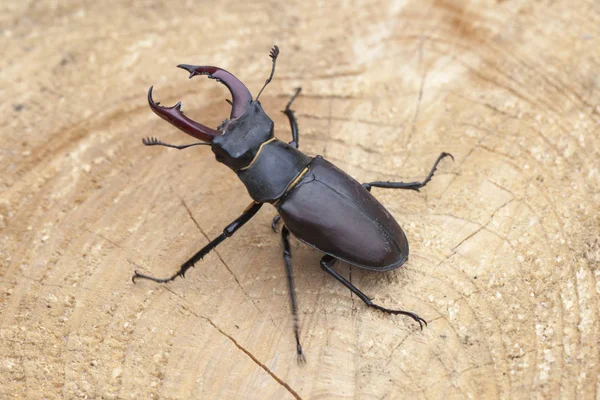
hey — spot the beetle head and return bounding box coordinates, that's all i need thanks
[211,101,274,170]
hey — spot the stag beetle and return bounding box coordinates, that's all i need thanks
[133,46,453,361]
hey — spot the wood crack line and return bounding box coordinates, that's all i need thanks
[164,287,300,398]
[451,199,513,252]
[203,316,302,400]
[174,299,302,400]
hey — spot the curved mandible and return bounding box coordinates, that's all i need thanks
[177,65,253,119]
[147,86,221,142]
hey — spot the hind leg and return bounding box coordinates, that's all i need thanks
[363,152,453,192]
[320,255,426,329]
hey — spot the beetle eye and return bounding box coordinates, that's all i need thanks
[217,119,230,131]
[225,121,238,132]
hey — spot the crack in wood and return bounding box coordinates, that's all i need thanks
[170,297,302,400]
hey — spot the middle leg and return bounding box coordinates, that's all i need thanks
[281,226,306,363]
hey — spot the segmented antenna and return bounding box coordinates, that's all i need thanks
[255,45,280,101]
[142,137,211,150]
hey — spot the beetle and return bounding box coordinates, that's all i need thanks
[133,46,453,361]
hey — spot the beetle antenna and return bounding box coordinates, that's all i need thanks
[255,45,280,101]
[142,136,211,150]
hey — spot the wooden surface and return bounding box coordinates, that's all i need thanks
[1,1,599,399]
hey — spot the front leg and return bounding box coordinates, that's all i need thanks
[268,89,302,232]
[132,202,263,284]
[283,88,302,149]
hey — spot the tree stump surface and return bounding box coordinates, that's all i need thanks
[1,1,599,399]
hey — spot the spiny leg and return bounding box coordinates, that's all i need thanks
[269,88,302,232]
[132,202,263,284]
[271,215,281,232]
[281,226,306,363]
[320,255,427,329]
[283,87,302,149]
[363,152,453,192]
[142,136,212,150]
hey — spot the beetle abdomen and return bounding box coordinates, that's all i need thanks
[277,156,409,270]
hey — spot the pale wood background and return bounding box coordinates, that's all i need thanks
[1,1,599,399]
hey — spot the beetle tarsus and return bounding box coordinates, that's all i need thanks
[132,270,178,284]
[369,303,427,330]
[271,215,281,232]
[297,347,307,365]
[363,152,453,191]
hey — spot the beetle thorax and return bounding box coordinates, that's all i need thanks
[211,102,274,170]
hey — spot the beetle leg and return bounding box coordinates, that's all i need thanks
[281,226,306,363]
[271,215,281,232]
[132,202,263,284]
[363,152,454,192]
[282,88,302,149]
[319,255,427,329]
[269,86,302,232]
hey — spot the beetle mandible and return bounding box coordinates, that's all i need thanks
[133,46,453,361]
